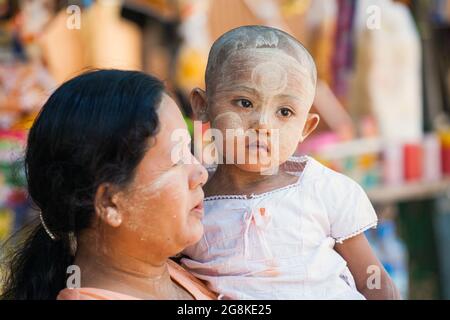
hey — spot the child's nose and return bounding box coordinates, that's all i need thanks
[259,112,269,126]
[251,111,271,130]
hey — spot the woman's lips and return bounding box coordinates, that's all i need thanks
[191,200,204,218]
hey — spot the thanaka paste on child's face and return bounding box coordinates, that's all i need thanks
[207,48,316,171]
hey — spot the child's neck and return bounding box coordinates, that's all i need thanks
[204,163,299,198]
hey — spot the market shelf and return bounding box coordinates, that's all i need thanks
[367,178,450,204]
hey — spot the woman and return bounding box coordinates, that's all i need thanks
[0,70,215,300]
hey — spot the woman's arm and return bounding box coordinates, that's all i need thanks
[334,233,402,300]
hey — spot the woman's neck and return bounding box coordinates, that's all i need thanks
[73,231,191,300]
[204,163,298,198]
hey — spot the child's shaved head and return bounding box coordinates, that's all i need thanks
[191,25,320,173]
[205,25,317,94]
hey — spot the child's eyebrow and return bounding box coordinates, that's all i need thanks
[217,85,260,96]
[275,94,303,102]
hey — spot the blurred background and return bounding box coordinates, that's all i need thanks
[0,0,449,299]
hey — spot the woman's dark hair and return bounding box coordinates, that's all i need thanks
[0,69,165,299]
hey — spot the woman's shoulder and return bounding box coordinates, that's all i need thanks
[167,259,217,300]
[56,261,217,301]
[57,288,141,300]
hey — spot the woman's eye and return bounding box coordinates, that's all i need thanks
[277,107,294,118]
[235,99,253,109]
[173,150,191,167]
[175,156,189,166]
[173,158,184,167]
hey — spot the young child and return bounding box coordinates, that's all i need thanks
[181,25,400,300]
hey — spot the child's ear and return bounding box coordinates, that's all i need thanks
[301,113,320,141]
[190,88,209,123]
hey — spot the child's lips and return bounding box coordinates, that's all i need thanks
[246,141,270,153]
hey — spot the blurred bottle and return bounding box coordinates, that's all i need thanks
[423,133,442,182]
[404,143,423,182]
[376,220,409,299]
[365,228,380,256]
[439,130,450,176]
[383,143,404,186]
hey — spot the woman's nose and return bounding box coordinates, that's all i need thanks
[189,155,208,189]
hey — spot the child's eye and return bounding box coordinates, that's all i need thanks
[235,99,253,109]
[277,107,294,118]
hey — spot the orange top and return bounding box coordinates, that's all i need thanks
[57,260,216,300]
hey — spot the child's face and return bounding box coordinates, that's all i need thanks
[193,48,319,173]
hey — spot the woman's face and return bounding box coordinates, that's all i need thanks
[110,94,208,261]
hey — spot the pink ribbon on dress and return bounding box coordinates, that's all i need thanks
[243,207,273,260]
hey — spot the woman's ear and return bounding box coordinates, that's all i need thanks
[94,183,123,228]
[190,88,209,123]
[301,113,320,142]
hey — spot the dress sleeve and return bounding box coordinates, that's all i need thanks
[325,172,378,244]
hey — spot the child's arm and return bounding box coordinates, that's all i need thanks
[334,233,401,300]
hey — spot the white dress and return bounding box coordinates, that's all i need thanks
[181,156,378,299]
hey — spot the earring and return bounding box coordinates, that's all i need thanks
[68,232,78,256]
[106,207,122,227]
